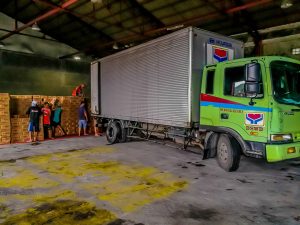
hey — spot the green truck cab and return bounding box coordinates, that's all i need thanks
[201,56,300,171]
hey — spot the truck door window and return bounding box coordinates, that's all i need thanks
[206,70,215,94]
[224,66,263,97]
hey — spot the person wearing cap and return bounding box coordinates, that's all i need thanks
[26,100,41,142]
[72,84,85,97]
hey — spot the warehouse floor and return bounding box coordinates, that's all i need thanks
[0,137,299,225]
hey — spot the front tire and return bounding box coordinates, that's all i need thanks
[207,133,219,158]
[217,134,241,172]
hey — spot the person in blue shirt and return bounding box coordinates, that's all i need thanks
[78,101,88,136]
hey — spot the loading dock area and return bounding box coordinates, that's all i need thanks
[0,1,300,224]
[0,137,299,225]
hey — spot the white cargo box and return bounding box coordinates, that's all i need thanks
[91,27,244,128]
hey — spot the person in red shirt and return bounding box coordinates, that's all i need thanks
[41,102,53,139]
[72,84,85,97]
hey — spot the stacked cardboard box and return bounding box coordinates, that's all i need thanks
[11,117,28,143]
[10,95,44,116]
[56,96,85,135]
[11,117,44,143]
[0,93,11,144]
[0,94,91,144]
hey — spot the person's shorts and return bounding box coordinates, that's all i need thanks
[43,124,52,130]
[78,120,87,129]
[52,121,61,127]
[28,122,39,132]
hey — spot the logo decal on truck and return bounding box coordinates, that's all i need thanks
[213,47,228,62]
[206,44,234,64]
[245,113,264,126]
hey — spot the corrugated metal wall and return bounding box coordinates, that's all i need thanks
[0,51,90,96]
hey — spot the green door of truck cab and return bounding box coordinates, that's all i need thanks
[200,56,300,164]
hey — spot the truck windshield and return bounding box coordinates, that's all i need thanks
[271,61,300,107]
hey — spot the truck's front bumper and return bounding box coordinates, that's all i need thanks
[266,142,300,162]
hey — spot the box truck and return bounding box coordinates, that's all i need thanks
[91,27,300,171]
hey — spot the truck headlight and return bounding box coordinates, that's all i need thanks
[270,134,292,142]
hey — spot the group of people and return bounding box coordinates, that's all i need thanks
[26,98,100,143]
[26,99,66,143]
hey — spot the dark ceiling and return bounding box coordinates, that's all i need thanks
[0,0,299,59]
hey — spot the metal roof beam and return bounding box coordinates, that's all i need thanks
[0,0,12,10]
[38,0,90,26]
[65,13,114,42]
[233,0,262,55]
[0,0,78,41]
[33,0,114,42]
[126,0,165,28]
[99,0,272,37]
[45,0,178,36]
[40,0,119,30]
[59,0,273,58]
[0,28,57,42]
[42,0,141,37]
[93,0,273,49]
[18,1,39,16]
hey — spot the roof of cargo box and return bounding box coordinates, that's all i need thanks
[0,0,299,60]
[96,27,244,63]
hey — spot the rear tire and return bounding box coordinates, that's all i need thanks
[116,120,127,143]
[106,121,120,144]
[217,134,241,172]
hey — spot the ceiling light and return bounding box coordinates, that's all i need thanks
[124,43,134,48]
[292,48,300,55]
[0,41,5,48]
[166,24,184,31]
[31,22,40,31]
[74,56,81,60]
[112,42,119,50]
[281,0,293,9]
[91,0,102,3]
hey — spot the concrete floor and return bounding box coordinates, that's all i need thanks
[0,136,299,225]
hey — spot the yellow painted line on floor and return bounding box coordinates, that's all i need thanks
[0,166,59,189]
[25,146,117,182]
[1,200,116,225]
[0,146,188,223]
[80,161,187,212]
[0,204,9,220]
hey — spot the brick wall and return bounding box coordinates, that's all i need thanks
[0,93,92,144]
[11,117,44,143]
[0,93,11,144]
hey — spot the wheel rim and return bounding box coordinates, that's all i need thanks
[219,142,228,162]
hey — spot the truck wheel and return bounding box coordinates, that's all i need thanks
[208,133,219,158]
[116,120,127,143]
[106,121,120,144]
[216,134,241,172]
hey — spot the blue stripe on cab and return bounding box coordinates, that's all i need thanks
[200,101,272,112]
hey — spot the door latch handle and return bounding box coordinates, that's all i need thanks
[221,113,229,119]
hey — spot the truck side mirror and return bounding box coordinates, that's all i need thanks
[245,62,261,82]
[245,83,260,95]
[245,82,261,105]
